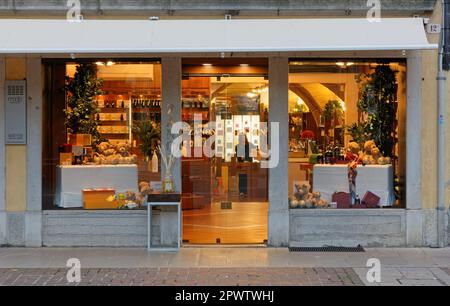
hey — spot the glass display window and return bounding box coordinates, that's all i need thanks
[43,60,162,210]
[288,60,406,210]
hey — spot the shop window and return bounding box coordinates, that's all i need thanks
[43,60,162,210]
[288,60,406,210]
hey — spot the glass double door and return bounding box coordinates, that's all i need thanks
[181,73,269,244]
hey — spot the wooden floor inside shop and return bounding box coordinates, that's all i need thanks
[182,202,268,245]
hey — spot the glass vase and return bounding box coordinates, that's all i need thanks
[162,173,174,193]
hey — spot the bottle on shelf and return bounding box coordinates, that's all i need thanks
[151,151,159,173]
[317,150,324,164]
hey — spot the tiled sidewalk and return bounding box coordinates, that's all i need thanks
[0,267,363,286]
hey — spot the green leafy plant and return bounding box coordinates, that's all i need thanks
[132,121,161,159]
[346,122,371,145]
[64,63,104,146]
[347,64,398,157]
[323,100,344,121]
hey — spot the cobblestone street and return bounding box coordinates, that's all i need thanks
[0,267,364,286]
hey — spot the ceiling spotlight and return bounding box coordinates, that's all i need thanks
[336,62,354,68]
[106,61,115,66]
[95,61,105,66]
[240,64,249,67]
[203,63,213,67]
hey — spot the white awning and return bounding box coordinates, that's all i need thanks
[0,18,437,54]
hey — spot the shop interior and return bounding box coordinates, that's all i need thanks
[42,58,406,246]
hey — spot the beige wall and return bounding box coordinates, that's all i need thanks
[5,58,27,212]
[421,1,450,209]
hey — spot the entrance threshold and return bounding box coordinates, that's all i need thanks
[182,244,268,248]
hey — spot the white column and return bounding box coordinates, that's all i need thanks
[0,57,6,244]
[268,57,289,247]
[161,57,182,192]
[406,51,423,246]
[25,57,43,247]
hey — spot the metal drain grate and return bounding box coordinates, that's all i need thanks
[289,245,365,252]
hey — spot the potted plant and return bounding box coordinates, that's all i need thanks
[132,120,161,161]
[64,63,104,148]
[322,99,344,143]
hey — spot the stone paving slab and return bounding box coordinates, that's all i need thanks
[0,268,364,286]
[353,267,450,286]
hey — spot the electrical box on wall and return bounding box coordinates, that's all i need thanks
[5,80,27,144]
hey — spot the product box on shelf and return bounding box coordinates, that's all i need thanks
[332,191,352,209]
[59,153,73,165]
[82,189,117,210]
[362,191,381,208]
[69,134,92,146]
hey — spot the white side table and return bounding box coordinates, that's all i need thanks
[147,193,182,251]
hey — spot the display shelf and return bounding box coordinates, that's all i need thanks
[133,107,161,111]
[99,107,129,113]
[99,121,128,126]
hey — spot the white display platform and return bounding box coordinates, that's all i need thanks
[54,165,139,208]
[313,164,395,206]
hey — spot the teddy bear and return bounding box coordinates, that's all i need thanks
[361,140,392,165]
[98,142,110,154]
[294,183,310,201]
[364,140,377,155]
[139,182,153,196]
[362,140,378,165]
[370,147,382,164]
[116,142,130,157]
[291,184,329,209]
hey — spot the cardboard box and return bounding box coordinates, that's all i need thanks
[59,153,73,165]
[82,189,117,210]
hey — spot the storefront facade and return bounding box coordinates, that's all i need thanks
[0,1,449,248]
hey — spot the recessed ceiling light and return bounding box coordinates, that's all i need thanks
[203,63,213,67]
[95,61,105,66]
[106,61,115,66]
[240,64,249,67]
